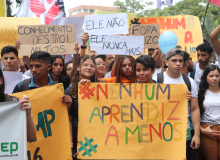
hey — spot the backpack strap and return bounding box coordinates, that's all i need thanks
[182,73,191,92]
[190,65,196,79]
[21,78,31,91]
[157,72,164,83]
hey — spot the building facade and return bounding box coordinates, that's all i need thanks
[68,5,119,18]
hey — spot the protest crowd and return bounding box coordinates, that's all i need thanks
[2,1,220,160]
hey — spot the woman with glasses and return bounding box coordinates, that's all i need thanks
[95,55,107,80]
[64,55,99,159]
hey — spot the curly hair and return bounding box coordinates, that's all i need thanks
[198,65,220,117]
[70,55,99,97]
[196,42,213,55]
[116,55,135,83]
[133,55,155,82]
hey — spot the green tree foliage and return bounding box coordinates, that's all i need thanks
[114,0,220,46]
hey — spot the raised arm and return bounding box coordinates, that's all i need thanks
[111,55,120,77]
[80,32,90,57]
[210,25,220,56]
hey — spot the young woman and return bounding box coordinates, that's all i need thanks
[65,55,99,159]
[102,55,135,83]
[133,55,157,83]
[65,61,73,76]
[50,55,71,89]
[199,65,220,160]
[0,68,36,142]
[95,55,107,80]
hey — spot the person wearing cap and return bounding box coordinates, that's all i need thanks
[154,48,201,157]
[181,51,194,75]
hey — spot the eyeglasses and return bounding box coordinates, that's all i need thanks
[81,63,96,69]
[96,62,107,67]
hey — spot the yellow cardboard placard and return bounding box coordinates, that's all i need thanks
[11,84,72,160]
[130,15,203,61]
[78,83,187,160]
[0,1,6,17]
[0,17,41,57]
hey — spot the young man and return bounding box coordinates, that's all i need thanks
[105,55,114,73]
[181,51,194,75]
[148,48,155,56]
[1,46,30,80]
[191,43,213,86]
[152,46,165,79]
[154,49,200,156]
[12,51,72,108]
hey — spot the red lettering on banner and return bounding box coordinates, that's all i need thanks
[45,1,62,25]
[184,31,193,44]
[29,0,46,17]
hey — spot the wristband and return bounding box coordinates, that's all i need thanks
[81,45,87,49]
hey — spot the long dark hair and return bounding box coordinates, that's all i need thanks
[198,65,220,117]
[49,55,65,80]
[0,68,6,102]
[116,56,135,83]
[70,55,99,97]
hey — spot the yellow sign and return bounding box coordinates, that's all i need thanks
[0,17,41,56]
[78,83,187,160]
[95,9,137,26]
[11,84,72,160]
[130,15,203,61]
[0,0,6,17]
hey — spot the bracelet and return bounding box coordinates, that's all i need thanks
[81,45,87,49]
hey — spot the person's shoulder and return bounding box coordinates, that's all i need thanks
[64,86,71,95]
[22,74,30,80]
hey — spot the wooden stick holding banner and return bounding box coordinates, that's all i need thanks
[18,25,76,56]
[90,35,144,55]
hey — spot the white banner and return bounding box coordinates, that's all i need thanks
[85,13,129,35]
[0,101,27,160]
[16,0,65,25]
[90,35,144,55]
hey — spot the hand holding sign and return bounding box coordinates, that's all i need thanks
[158,31,178,55]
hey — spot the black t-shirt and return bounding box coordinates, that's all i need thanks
[65,86,78,127]
[60,75,70,90]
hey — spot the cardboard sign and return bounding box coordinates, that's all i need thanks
[85,13,129,35]
[78,83,187,159]
[130,15,203,61]
[0,101,27,160]
[90,35,144,55]
[3,71,22,94]
[131,24,160,48]
[11,84,72,160]
[0,17,41,57]
[50,17,84,46]
[18,25,76,56]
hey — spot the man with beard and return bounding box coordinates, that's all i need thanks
[181,51,194,75]
[191,43,213,87]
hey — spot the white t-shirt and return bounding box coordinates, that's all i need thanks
[22,74,30,81]
[24,70,32,77]
[154,72,198,98]
[153,67,162,79]
[194,64,204,87]
[201,89,220,124]
[154,72,198,129]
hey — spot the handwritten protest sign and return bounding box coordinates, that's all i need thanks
[0,17,40,57]
[94,9,137,26]
[3,71,22,94]
[131,24,160,48]
[11,84,72,160]
[0,101,27,160]
[85,13,129,35]
[78,83,187,159]
[90,35,144,55]
[130,15,203,61]
[18,25,76,56]
[50,17,84,46]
